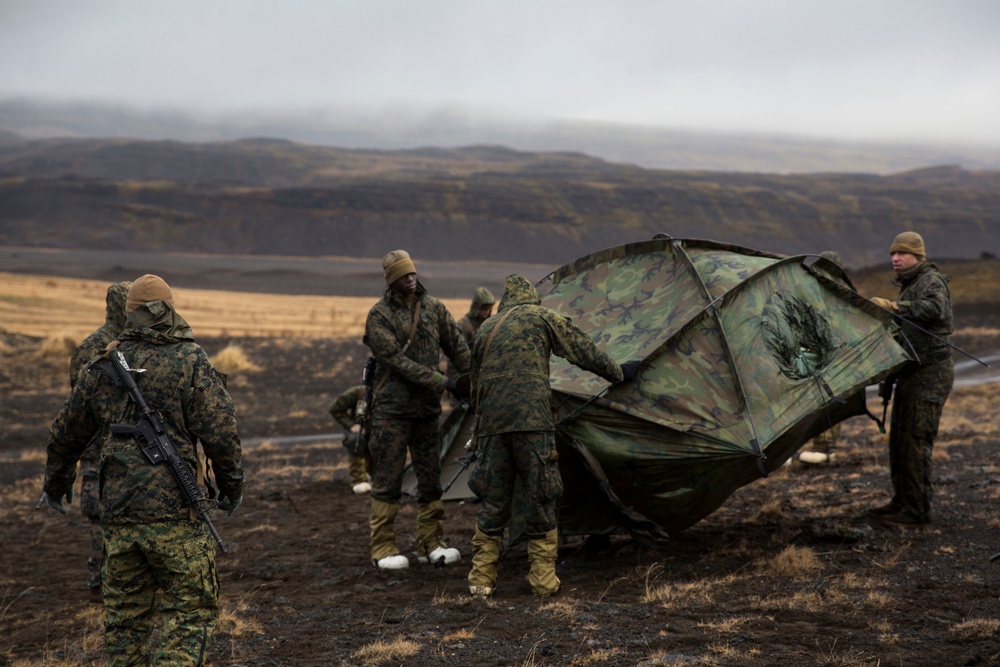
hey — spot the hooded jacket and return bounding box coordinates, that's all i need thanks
[44,300,245,524]
[471,275,623,435]
[892,261,953,364]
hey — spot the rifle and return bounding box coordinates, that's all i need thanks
[442,440,477,494]
[97,349,228,553]
[990,552,1000,563]
[877,375,896,434]
[353,357,377,456]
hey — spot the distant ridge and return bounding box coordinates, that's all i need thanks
[0,136,998,268]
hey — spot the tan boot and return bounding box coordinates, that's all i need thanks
[370,498,405,568]
[527,530,561,597]
[468,527,502,597]
[416,499,460,565]
[349,454,368,486]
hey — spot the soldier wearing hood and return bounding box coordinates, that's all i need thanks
[41,274,245,665]
[457,287,495,346]
[69,280,131,602]
[867,232,954,526]
[363,250,472,570]
[466,274,638,597]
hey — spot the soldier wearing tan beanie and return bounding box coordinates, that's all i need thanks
[363,249,472,571]
[866,230,953,527]
[382,250,417,287]
[125,274,174,316]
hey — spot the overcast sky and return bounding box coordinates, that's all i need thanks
[2,0,998,146]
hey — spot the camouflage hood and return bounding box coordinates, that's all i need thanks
[529,237,910,541]
[467,287,496,318]
[498,275,541,311]
[104,281,132,337]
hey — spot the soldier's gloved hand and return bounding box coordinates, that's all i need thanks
[620,360,642,382]
[38,488,73,515]
[870,297,897,311]
[218,495,243,517]
[445,377,470,400]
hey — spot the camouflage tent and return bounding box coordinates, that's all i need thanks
[530,237,909,542]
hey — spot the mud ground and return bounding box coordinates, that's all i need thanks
[2,258,1000,666]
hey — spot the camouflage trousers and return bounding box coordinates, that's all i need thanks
[102,521,220,667]
[469,431,563,537]
[79,460,104,590]
[805,423,841,455]
[368,414,442,504]
[888,357,954,522]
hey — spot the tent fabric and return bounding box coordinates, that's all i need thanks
[537,238,909,540]
[411,238,909,545]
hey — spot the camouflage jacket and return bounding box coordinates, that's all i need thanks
[364,282,471,419]
[472,275,623,435]
[328,385,363,430]
[892,261,953,364]
[69,281,131,463]
[44,304,245,525]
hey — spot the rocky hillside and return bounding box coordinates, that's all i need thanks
[1,137,999,267]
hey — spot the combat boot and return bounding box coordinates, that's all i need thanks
[416,499,460,565]
[468,526,502,596]
[370,498,407,569]
[527,529,561,597]
[349,455,370,494]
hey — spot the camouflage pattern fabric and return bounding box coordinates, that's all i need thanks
[103,521,219,667]
[44,306,245,523]
[364,281,471,418]
[328,384,370,484]
[70,281,131,462]
[328,385,364,431]
[447,287,495,379]
[368,414,442,505]
[457,286,495,348]
[69,281,131,592]
[471,275,623,436]
[469,432,563,536]
[528,238,909,538]
[43,298,243,664]
[886,260,954,521]
[892,261,953,364]
[889,358,953,521]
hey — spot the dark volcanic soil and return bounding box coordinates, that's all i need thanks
[2,259,1000,666]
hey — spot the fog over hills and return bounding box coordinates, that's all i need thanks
[3,98,1000,175]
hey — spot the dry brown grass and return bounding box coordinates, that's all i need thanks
[351,635,422,665]
[210,345,262,375]
[0,272,467,340]
[764,544,822,578]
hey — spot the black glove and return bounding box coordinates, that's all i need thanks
[445,376,471,400]
[218,495,243,517]
[620,360,642,382]
[38,487,73,515]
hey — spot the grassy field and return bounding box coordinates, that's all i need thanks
[0,272,469,341]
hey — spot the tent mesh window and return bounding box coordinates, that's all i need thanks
[760,291,837,380]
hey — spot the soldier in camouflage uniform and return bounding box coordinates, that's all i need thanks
[69,280,131,602]
[328,384,372,494]
[363,250,472,570]
[41,274,245,666]
[466,274,638,597]
[444,287,495,381]
[867,232,954,526]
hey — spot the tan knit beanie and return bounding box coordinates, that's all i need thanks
[382,249,416,285]
[126,274,174,315]
[889,232,926,260]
